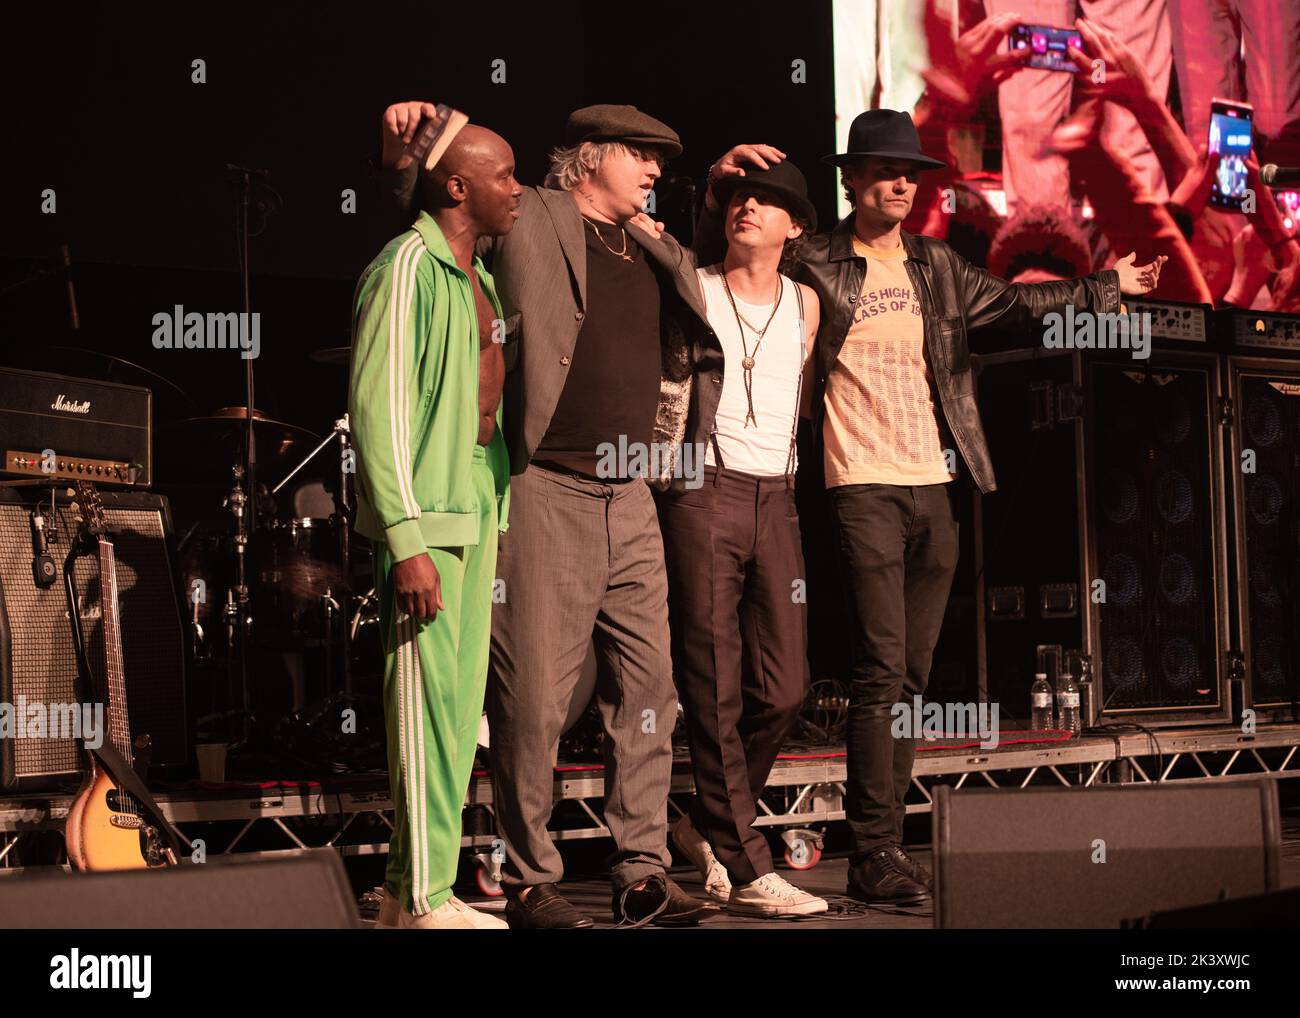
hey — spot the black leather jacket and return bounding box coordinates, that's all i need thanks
[696,209,1120,493]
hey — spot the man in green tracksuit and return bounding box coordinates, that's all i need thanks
[349,123,521,929]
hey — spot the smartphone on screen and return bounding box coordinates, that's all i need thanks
[1276,190,1299,233]
[1008,24,1084,73]
[1207,98,1253,211]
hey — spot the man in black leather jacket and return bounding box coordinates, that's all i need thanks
[697,109,1165,906]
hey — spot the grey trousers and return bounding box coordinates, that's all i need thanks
[486,463,676,893]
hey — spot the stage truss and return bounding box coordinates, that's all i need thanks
[3,723,1297,884]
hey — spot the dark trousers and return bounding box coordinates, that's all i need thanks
[830,482,959,858]
[658,467,810,885]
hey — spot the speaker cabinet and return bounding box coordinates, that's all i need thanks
[0,488,186,790]
[1227,358,1300,719]
[1083,354,1231,723]
[974,349,1086,713]
[933,780,1280,928]
[0,849,358,928]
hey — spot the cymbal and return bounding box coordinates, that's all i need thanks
[182,406,319,441]
[162,407,320,480]
[310,346,352,366]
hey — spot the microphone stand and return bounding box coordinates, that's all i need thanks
[226,163,267,752]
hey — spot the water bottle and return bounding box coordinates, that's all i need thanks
[1030,672,1054,731]
[1057,671,1082,735]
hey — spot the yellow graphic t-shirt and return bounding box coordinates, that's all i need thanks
[823,238,953,488]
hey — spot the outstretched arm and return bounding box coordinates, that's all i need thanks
[959,248,1163,341]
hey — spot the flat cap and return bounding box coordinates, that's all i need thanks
[562,104,682,158]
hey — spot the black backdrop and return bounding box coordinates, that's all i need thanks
[1,1,836,430]
[0,1,865,688]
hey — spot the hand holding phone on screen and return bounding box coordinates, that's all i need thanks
[1008,23,1084,73]
[921,13,1030,113]
[1066,18,1158,110]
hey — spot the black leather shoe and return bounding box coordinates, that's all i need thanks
[504,883,595,929]
[612,874,716,927]
[889,844,933,892]
[847,848,931,906]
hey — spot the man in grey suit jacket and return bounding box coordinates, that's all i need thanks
[378,100,715,928]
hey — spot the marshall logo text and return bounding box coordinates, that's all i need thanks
[51,394,92,414]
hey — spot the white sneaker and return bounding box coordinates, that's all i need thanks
[447,896,509,929]
[726,872,829,917]
[396,897,509,929]
[373,886,400,929]
[671,815,732,904]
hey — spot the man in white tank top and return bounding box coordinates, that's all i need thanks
[655,158,828,917]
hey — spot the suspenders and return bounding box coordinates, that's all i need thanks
[784,281,806,490]
[710,274,806,489]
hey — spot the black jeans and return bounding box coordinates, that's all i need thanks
[830,483,959,858]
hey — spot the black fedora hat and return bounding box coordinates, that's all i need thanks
[823,109,946,169]
[713,158,818,231]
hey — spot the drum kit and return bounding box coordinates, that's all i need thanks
[0,186,389,771]
[23,343,387,765]
[162,345,385,759]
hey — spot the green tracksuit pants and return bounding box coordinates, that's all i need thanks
[379,449,498,915]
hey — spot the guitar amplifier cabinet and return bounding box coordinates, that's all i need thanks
[1083,352,1232,723]
[1226,357,1300,719]
[0,366,151,487]
[0,488,185,790]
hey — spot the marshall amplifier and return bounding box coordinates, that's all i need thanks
[0,366,151,487]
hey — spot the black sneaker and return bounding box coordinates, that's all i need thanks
[612,874,716,927]
[847,848,931,906]
[888,844,934,892]
[504,883,595,929]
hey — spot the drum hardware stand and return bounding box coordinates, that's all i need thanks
[221,462,253,747]
[271,414,356,697]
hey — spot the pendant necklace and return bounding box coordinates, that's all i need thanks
[582,216,634,262]
[721,271,783,428]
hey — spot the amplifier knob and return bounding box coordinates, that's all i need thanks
[95,465,103,475]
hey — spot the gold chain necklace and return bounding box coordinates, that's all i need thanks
[581,216,633,262]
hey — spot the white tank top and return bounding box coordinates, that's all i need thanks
[698,264,807,476]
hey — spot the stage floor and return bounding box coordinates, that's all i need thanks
[361,807,1300,929]
[361,854,937,930]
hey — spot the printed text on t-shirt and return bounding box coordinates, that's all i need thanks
[853,286,921,324]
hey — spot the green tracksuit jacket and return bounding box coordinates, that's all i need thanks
[349,212,510,558]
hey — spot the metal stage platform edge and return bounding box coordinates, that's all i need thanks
[3,723,1298,887]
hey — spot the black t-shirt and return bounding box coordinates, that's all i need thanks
[534,215,662,479]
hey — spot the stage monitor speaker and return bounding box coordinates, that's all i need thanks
[933,780,1280,929]
[0,488,186,790]
[0,849,359,928]
[1128,885,1300,928]
[1227,357,1300,719]
[1083,354,1231,723]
